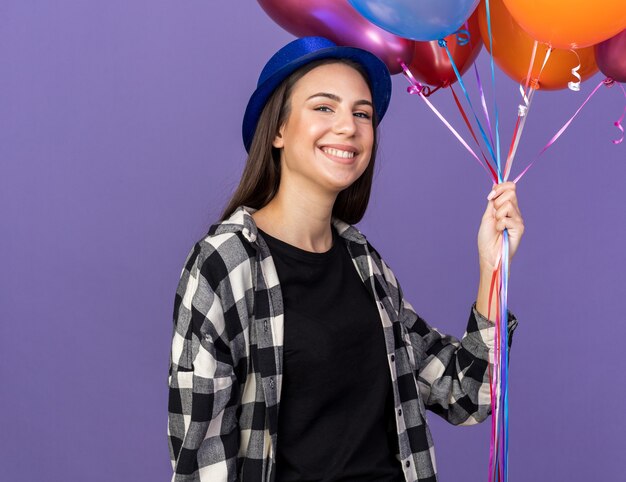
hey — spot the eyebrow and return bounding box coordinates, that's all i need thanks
[306,92,373,108]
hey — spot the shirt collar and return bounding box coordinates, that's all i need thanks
[209,205,368,246]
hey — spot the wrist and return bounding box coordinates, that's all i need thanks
[476,267,498,322]
[479,262,496,279]
[479,257,511,275]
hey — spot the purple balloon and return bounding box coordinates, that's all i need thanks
[257,0,415,74]
[595,29,626,83]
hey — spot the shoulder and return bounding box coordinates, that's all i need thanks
[358,237,406,315]
[362,237,399,286]
[178,216,256,308]
[331,216,398,287]
[179,229,256,295]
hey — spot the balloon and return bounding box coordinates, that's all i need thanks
[257,0,415,74]
[348,0,480,41]
[595,29,626,83]
[477,0,598,90]
[407,9,483,89]
[501,0,626,50]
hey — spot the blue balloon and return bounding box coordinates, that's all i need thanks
[348,0,480,41]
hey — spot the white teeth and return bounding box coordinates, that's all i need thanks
[322,147,355,158]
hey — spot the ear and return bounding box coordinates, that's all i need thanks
[272,124,285,149]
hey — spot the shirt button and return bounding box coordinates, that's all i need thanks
[390,355,395,362]
[405,461,411,468]
[397,409,402,416]
[264,320,268,332]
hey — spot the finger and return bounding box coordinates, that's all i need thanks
[493,196,522,216]
[493,190,520,211]
[495,200,520,221]
[496,216,525,234]
[495,212,524,236]
[495,201,524,224]
[487,181,516,201]
[483,199,495,219]
[498,181,516,192]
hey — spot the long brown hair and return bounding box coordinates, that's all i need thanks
[220,58,379,224]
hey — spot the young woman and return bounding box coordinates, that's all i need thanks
[168,36,523,482]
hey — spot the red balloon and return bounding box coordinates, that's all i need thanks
[595,29,626,83]
[406,8,483,89]
[257,0,415,74]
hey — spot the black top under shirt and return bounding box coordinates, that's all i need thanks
[258,225,404,482]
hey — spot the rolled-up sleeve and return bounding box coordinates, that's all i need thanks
[377,253,518,427]
[406,294,517,426]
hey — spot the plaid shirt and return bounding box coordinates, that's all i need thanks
[168,205,518,482]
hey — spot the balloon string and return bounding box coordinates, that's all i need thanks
[519,41,551,112]
[487,240,502,482]
[419,83,446,98]
[439,38,499,169]
[567,50,582,92]
[489,256,502,482]
[500,230,510,480]
[503,47,551,181]
[465,20,496,152]
[401,62,498,183]
[484,1,506,479]
[522,40,539,96]
[450,85,499,181]
[609,81,626,145]
[503,89,535,182]
[488,361,496,482]
[496,239,509,482]
[516,40,537,118]
[513,78,612,183]
[485,0,502,181]
[488,262,500,322]
[473,62,496,151]
[454,28,471,46]
[488,231,509,482]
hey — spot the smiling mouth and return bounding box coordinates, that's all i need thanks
[320,147,356,159]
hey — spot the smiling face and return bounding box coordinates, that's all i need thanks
[272,62,375,197]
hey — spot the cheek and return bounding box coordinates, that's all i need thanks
[362,127,374,152]
[359,124,372,141]
[287,116,327,149]
[360,154,372,173]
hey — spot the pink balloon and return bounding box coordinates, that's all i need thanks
[257,0,415,74]
[595,29,626,83]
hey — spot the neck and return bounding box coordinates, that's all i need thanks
[251,175,337,253]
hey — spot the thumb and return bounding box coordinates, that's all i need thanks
[482,199,495,221]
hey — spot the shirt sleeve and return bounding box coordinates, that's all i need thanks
[168,244,239,481]
[375,250,518,427]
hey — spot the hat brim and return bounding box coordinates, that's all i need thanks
[242,45,391,152]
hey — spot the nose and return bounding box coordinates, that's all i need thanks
[332,107,357,137]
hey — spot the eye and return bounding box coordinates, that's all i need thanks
[354,111,372,120]
[314,105,333,113]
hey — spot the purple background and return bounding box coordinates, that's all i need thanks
[2,1,624,480]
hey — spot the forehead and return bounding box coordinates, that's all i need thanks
[291,62,372,100]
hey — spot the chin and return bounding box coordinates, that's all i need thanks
[324,178,361,194]
[321,169,367,191]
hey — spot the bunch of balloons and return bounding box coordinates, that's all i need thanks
[257,0,483,89]
[258,0,626,89]
[258,3,625,482]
